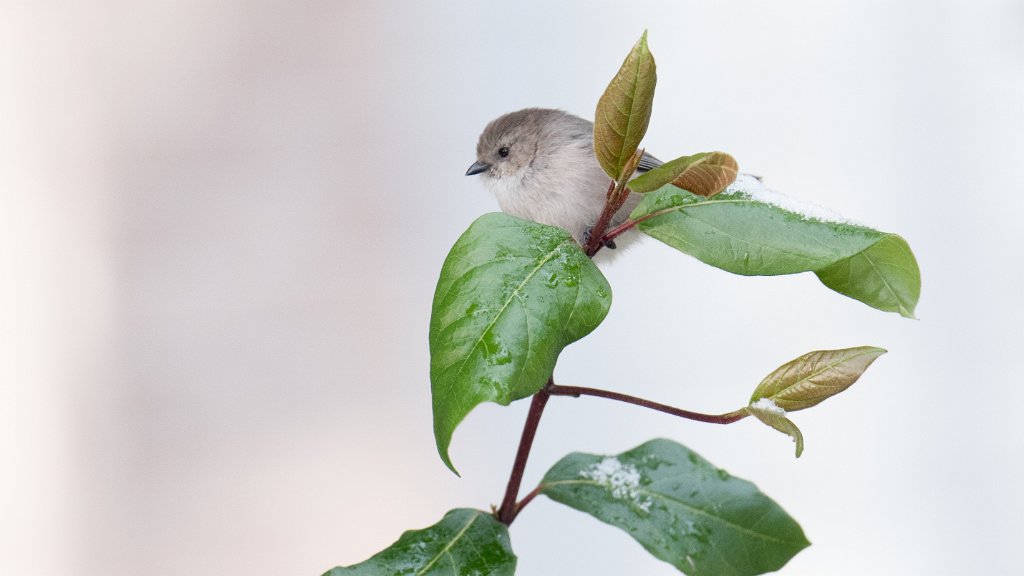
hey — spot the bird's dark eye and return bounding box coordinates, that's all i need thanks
[498,146,510,158]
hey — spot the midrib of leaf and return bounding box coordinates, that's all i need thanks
[764,350,875,399]
[615,55,645,175]
[639,193,852,232]
[634,198,747,225]
[415,512,479,576]
[683,210,830,263]
[701,201,853,254]
[541,479,798,545]
[442,242,569,394]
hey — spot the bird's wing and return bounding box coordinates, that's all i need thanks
[636,152,662,173]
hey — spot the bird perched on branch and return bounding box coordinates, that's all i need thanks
[466,108,660,254]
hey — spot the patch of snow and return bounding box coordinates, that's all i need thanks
[580,457,653,512]
[726,174,864,226]
[751,397,786,415]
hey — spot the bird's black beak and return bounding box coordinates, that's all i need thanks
[465,161,490,176]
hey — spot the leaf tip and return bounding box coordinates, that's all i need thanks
[440,452,462,477]
[859,346,888,365]
[433,425,462,476]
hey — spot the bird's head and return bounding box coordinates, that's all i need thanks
[466,108,564,181]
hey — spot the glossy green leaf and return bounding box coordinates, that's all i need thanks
[594,31,657,181]
[746,400,805,458]
[631,175,920,317]
[816,234,920,318]
[750,346,887,412]
[323,508,516,576]
[540,439,809,576]
[430,213,611,473]
[629,151,739,195]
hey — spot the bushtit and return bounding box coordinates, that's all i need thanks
[466,108,659,254]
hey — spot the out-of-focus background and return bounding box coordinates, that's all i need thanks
[3,1,1022,574]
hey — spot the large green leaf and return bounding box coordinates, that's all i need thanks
[323,508,516,576]
[594,31,657,181]
[540,439,809,576]
[430,213,611,473]
[631,175,920,317]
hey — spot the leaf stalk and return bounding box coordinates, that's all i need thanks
[548,383,749,425]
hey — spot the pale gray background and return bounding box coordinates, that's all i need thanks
[3,1,1022,575]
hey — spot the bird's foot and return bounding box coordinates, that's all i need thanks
[582,227,616,250]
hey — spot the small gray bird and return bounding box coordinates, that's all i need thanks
[466,108,660,254]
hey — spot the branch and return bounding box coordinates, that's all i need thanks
[600,203,677,246]
[548,383,748,425]
[584,180,624,257]
[586,149,647,257]
[496,382,552,524]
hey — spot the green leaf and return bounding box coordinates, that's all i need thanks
[629,151,739,195]
[594,31,657,181]
[745,400,805,458]
[540,439,809,576]
[750,346,887,412]
[430,213,612,473]
[631,175,921,316]
[816,234,920,319]
[323,508,516,576]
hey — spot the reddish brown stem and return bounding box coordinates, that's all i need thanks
[601,217,639,246]
[600,203,681,246]
[496,383,552,524]
[548,383,749,425]
[513,484,545,516]
[585,181,626,257]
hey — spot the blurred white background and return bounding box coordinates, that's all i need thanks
[3,1,1022,574]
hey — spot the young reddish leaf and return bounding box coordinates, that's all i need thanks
[750,346,887,412]
[594,31,657,181]
[746,399,805,457]
[629,151,739,195]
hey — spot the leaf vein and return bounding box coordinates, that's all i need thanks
[416,512,479,575]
